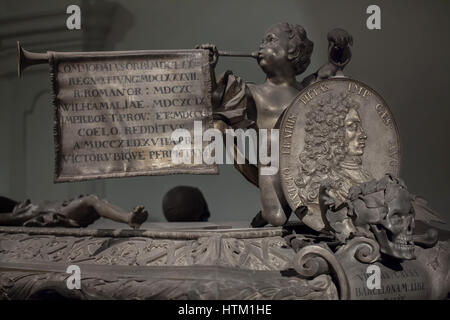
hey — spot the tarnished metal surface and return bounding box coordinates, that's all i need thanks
[0,226,339,300]
[279,78,401,231]
[334,239,450,300]
[0,264,338,300]
[0,224,448,299]
[49,49,216,182]
[0,225,283,240]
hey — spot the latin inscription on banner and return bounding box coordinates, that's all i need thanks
[51,50,216,182]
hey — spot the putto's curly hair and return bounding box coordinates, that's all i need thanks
[268,22,314,75]
[295,93,360,203]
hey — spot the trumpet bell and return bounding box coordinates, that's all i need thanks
[17,41,49,77]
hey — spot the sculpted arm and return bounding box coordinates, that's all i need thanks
[196,44,259,186]
[302,28,353,87]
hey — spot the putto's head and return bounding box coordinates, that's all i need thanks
[258,22,313,77]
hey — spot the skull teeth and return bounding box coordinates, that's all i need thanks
[394,235,413,245]
[393,242,414,250]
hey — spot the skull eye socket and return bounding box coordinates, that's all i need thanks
[389,212,403,224]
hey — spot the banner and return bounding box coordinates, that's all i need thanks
[49,49,217,182]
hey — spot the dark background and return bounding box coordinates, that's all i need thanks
[0,0,449,227]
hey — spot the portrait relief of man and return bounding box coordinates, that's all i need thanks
[295,93,373,205]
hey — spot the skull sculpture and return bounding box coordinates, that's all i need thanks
[320,174,416,260]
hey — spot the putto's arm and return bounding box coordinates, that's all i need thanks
[302,28,353,87]
[195,44,258,187]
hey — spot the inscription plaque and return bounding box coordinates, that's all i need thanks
[49,49,216,182]
[346,261,430,300]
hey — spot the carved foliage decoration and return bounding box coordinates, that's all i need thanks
[0,269,338,300]
[0,232,294,270]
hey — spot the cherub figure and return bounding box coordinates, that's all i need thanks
[199,23,353,227]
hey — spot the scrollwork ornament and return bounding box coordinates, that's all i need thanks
[336,237,380,264]
[292,244,350,299]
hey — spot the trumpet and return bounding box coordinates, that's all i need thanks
[16,41,258,78]
[17,42,49,77]
[217,50,258,58]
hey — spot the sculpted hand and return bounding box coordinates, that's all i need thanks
[327,28,353,68]
[195,43,219,68]
[327,28,353,48]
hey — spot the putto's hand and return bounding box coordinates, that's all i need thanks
[327,28,353,48]
[327,28,353,68]
[195,43,219,68]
